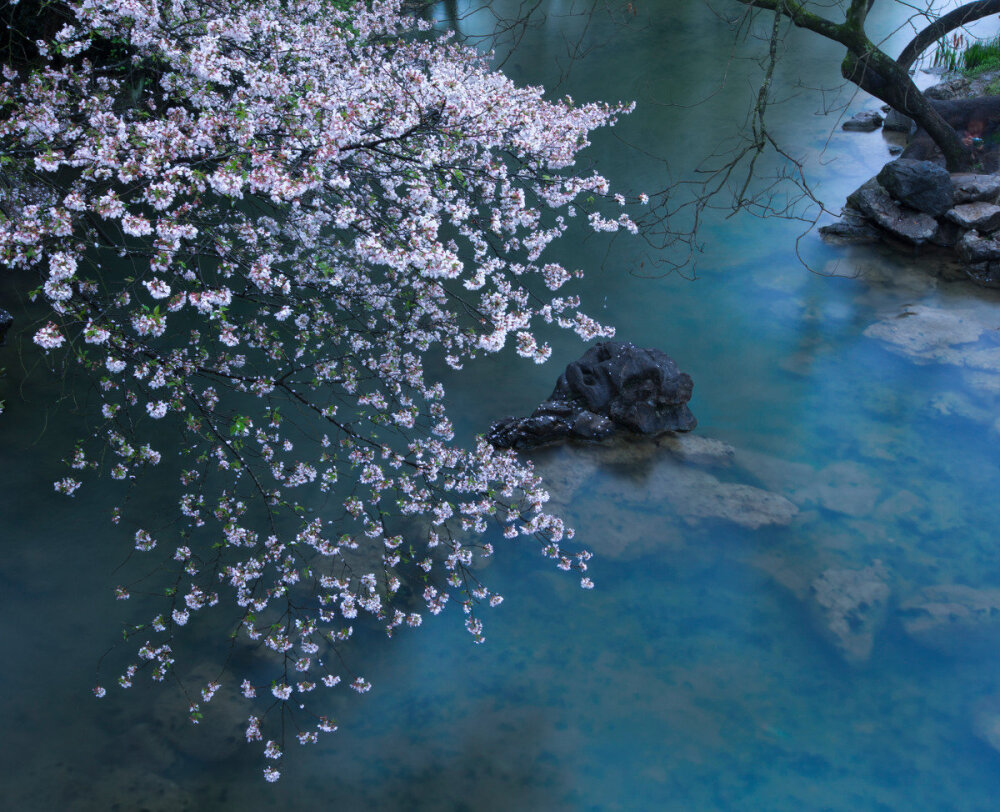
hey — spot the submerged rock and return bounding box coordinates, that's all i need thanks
[671,473,798,529]
[809,563,891,665]
[656,433,735,466]
[973,694,1000,755]
[752,554,891,665]
[799,461,883,518]
[927,390,995,424]
[898,584,1000,657]
[864,303,1000,370]
[488,341,696,450]
[965,261,1000,288]
[737,451,882,519]
[530,435,797,559]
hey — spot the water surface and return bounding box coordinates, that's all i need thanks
[3,1,1000,809]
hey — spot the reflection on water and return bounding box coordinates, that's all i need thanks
[4,1,1000,809]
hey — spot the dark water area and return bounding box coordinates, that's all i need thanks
[5,1,1000,809]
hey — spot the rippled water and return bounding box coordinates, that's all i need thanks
[4,1,1000,809]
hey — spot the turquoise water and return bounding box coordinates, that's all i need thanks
[4,1,1000,809]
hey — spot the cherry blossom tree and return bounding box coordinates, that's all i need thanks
[1,0,637,779]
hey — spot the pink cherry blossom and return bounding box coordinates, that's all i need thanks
[5,0,641,781]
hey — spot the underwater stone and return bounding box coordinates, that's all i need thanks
[882,108,915,133]
[808,563,890,665]
[898,585,1000,657]
[973,694,1000,756]
[863,304,1000,368]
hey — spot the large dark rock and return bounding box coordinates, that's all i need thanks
[0,309,11,346]
[876,159,954,216]
[846,178,939,245]
[487,341,696,450]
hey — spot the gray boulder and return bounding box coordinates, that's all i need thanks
[946,202,1000,232]
[876,159,954,216]
[973,694,1000,756]
[950,173,1000,204]
[842,111,883,132]
[488,341,696,450]
[847,178,939,245]
[958,230,1000,264]
[924,76,972,100]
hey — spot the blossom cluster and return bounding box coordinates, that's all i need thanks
[3,0,635,779]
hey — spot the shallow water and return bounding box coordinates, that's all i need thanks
[4,1,1000,809]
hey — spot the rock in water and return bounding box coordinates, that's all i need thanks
[898,584,1000,657]
[487,341,696,450]
[808,564,890,665]
[552,342,695,433]
[882,109,915,133]
[973,694,1000,755]
[842,111,883,132]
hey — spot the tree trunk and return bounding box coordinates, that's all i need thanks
[842,50,973,170]
[735,0,976,170]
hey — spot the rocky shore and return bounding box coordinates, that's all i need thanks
[823,70,1000,287]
